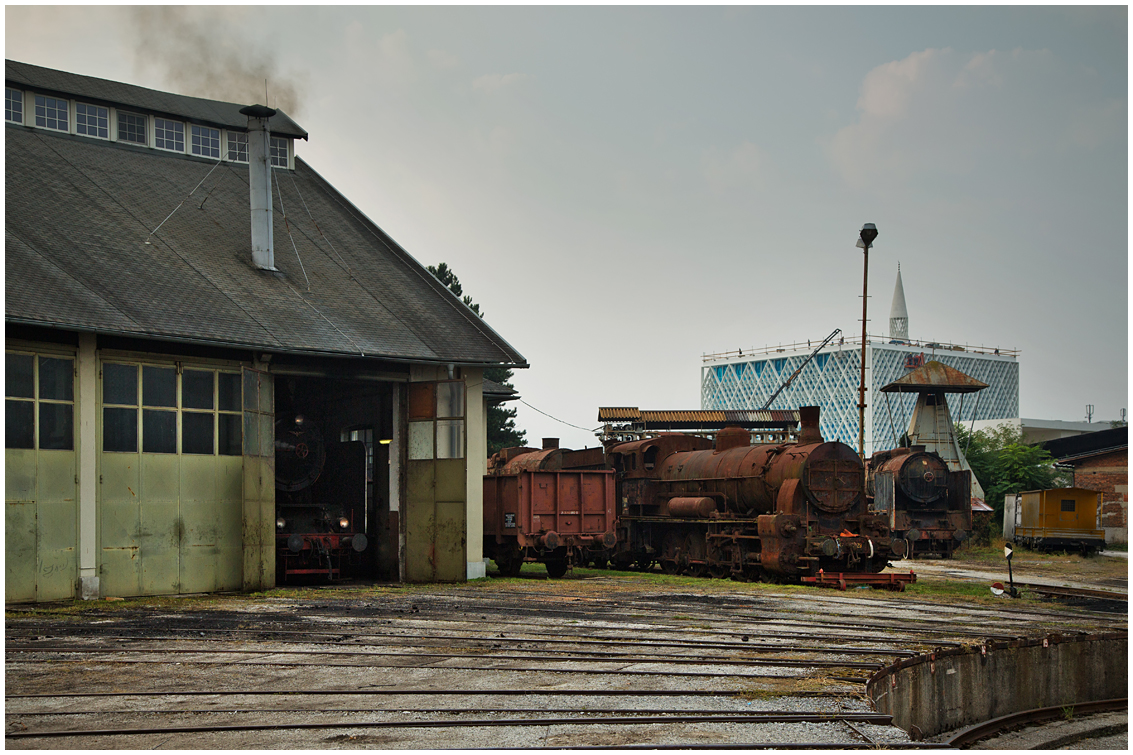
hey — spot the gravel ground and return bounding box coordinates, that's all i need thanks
[6,566,1126,749]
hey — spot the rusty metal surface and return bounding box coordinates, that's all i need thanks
[657,442,863,517]
[483,469,617,556]
[598,407,799,426]
[800,570,916,592]
[880,360,989,394]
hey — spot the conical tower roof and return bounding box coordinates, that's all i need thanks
[889,264,909,339]
[890,264,908,320]
[880,360,989,394]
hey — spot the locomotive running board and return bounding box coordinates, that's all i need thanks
[800,570,916,592]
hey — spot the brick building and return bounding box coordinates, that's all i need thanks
[1043,427,1128,545]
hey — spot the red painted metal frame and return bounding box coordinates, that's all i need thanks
[801,569,917,592]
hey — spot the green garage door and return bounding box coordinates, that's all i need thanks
[99,360,245,597]
[5,351,78,603]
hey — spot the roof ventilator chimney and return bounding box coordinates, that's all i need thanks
[240,104,277,271]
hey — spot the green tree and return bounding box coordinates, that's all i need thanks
[955,423,1070,533]
[427,263,527,455]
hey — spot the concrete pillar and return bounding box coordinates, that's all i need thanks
[465,367,486,579]
[390,383,404,582]
[77,333,99,599]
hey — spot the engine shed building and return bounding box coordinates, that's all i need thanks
[5,61,526,603]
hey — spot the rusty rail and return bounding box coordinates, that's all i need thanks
[7,712,900,740]
[942,698,1127,748]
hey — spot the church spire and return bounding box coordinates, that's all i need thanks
[890,263,909,340]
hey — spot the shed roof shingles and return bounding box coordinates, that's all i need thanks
[6,125,525,366]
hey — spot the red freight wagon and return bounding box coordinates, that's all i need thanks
[484,442,617,577]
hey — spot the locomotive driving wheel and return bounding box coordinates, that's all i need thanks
[660,532,684,575]
[684,532,708,578]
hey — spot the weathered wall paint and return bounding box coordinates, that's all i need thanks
[868,633,1128,739]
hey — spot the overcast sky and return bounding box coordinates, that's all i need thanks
[7,6,1128,449]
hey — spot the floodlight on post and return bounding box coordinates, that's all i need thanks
[855,223,877,466]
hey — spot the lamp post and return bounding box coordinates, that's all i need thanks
[855,223,878,463]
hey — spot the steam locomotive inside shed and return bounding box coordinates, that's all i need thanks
[273,376,396,582]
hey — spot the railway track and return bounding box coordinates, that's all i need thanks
[6,579,1124,749]
[1015,582,1127,603]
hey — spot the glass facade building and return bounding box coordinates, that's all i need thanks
[701,339,1019,456]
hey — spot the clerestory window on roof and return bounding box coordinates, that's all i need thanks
[75,103,109,139]
[154,117,184,152]
[117,111,147,145]
[191,124,220,159]
[227,131,248,162]
[6,88,23,123]
[270,137,289,168]
[34,95,68,131]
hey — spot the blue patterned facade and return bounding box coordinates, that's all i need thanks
[701,342,1019,455]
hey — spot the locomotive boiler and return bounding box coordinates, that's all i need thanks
[483,441,617,577]
[275,412,369,581]
[597,407,899,581]
[867,446,971,558]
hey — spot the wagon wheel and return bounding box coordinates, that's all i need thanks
[634,556,656,572]
[494,551,523,578]
[684,532,708,578]
[545,559,569,578]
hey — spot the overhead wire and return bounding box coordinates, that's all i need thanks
[274,168,310,291]
[145,152,225,243]
[288,171,354,278]
[517,399,601,434]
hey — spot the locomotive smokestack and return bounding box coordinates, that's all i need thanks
[542,438,559,450]
[798,406,823,445]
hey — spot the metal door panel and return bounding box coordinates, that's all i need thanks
[36,498,77,600]
[99,490,142,597]
[6,448,36,501]
[100,453,139,503]
[435,498,465,581]
[35,449,77,600]
[405,460,436,581]
[141,454,179,500]
[140,499,179,595]
[178,455,219,593]
[216,455,244,591]
[435,457,466,502]
[5,499,37,601]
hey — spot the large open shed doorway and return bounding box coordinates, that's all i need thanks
[273,375,396,583]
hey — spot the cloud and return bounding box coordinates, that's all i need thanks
[825,47,1126,189]
[427,49,460,70]
[701,141,767,193]
[472,73,533,94]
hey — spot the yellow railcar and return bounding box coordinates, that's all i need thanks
[1007,488,1105,555]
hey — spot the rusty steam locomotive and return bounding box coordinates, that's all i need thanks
[485,407,907,585]
[867,446,972,558]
